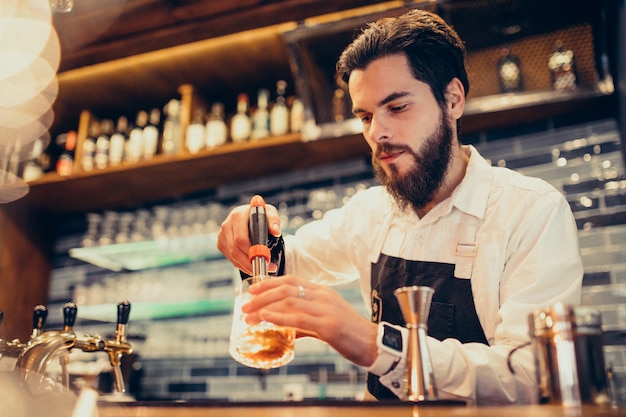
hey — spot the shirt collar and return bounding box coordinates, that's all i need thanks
[448,145,493,220]
[390,145,494,221]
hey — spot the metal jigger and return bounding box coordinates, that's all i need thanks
[394,285,438,402]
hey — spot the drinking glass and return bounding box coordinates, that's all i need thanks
[229,276,295,369]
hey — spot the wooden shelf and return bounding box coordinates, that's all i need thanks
[24,85,615,215]
[462,87,616,133]
[39,0,616,217]
[24,133,370,214]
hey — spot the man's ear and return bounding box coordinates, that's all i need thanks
[445,77,465,120]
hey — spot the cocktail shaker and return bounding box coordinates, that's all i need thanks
[529,303,611,406]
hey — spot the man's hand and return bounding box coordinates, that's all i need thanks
[242,275,378,367]
[216,197,281,276]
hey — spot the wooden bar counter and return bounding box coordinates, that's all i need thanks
[97,400,626,417]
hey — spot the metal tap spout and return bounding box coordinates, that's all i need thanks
[104,301,132,393]
[72,334,133,394]
[13,301,133,395]
[0,309,24,359]
[15,302,77,384]
[1,305,49,361]
[15,330,76,382]
[0,339,26,358]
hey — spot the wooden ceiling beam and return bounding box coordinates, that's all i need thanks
[53,0,381,72]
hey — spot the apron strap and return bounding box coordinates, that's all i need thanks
[454,214,480,279]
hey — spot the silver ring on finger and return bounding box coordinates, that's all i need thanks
[298,285,306,299]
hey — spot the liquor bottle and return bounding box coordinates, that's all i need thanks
[205,102,228,148]
[185,109,205,154]
[81,213,101,247]
[127,110,147,163]
[7,139,21,180]
[230,93,251,144]
[332,88,348,122]
[289,96,304,134]
[548,40,578,91]
[251,88,270,140]
[94,119,113,169]
[497,45,523,93]
[270,80,289,136]
[22,138,44,182]
[161,99,183,156]
[109,116,128,166]
[143,108,161,160]
[56,130,76,176]
[81,120,99,172]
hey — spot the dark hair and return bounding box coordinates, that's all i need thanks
[336,9,469,108]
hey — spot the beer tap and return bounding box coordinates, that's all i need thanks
[16,301,133,394]
[60,302,77,389]
[16,302,76,386]
[107,300,132,394]
[71,301,133,394]
[0,309,22,358]
[1,305,49,359]
[31,305,48,339]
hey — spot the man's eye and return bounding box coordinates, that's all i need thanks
[360,115,371,123]
[390,104,407,112]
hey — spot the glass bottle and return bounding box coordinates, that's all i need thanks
[270,80,289,136]
[95,119,113,169]
[22,138,44,182]
[161,99,183,156]
[205,102,228,148]
[497,45,523,93]
[143,108,161,160]
[289,96,304,134]
[109,116,128,166]
[56,130,76,176]
[127,111,147,163]
[548,40,578,91]
[115,212,134,244]
[82,213,101,247]
[98,211,117,246]
[251,88,270,140]
[81,120,99,172]
[332,88,348,122]
[230,93,251,144]
[7,139,21,182]
[185,109,205,154]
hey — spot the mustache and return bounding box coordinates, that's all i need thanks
[375,143,413,159]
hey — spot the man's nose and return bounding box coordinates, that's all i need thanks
[369,115,391,143]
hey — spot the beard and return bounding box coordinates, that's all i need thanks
[372,112,454,212]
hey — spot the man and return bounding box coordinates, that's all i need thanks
[217,8,582,404]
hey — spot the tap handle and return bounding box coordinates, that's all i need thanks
[63,302,77,329]
[117,300,131,325]
[32,305,48,332]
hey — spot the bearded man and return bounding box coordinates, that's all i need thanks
[217,9,583,405]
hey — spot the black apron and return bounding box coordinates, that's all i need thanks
[367,254,489,400]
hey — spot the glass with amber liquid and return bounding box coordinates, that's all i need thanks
[229,195,295,369]
[229,275,295,369]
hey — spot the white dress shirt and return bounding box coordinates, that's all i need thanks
[284,145,583,404]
